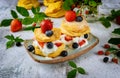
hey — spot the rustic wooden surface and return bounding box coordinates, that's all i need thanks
[0,1,120,78]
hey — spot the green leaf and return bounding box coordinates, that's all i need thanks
[6,40,14,49]
[107,47,118,52]
[62,0,74,10]
[77,67,86,74]
[5,34,14,40]
[99,17,111,28]
[11,10,18,18]
[22,17,33,25]
[108,38,120,45]
[16,6,29,17]
[31,7,40,14]
[68,61,77,68]
[67,69,77,78]
[112,28,120,35]
[33,13,46,22]
[89,1,97,7]
[15,37,24,42]
[0,19,13,27]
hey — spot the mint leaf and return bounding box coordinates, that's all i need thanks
[5,34,14,40]
[107,48,118,52]
[11,10,18,18]
[68,61,77,68]
[77,67,86,74]
[99,17,111,28]
[62,0,74,10]
[67,69,77,78]
[16,6,29,17]
[33,13,46,22]
[31,7,40,14]
[6,40,14,49]
[22,17,33,25]
[0,19,13,26]
[15,37,24,42]
[112,28,120,35]
[108,38,120,45]
[89,1,97,7]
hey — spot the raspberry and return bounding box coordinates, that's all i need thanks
[104,44,110,49]
[97,50,104,55]
[105,51,110,56]
[111,58,118,64]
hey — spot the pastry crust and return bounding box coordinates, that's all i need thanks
[34,28,61,42]
[60,16,90,36]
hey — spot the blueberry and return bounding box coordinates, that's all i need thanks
[76,16,83,22]
[45,30,53,37]
[46,42,53,49]
[16,42,22,47]
[27,45,35,52]
[84,34,88,39]
[103,57,109,63]
[60,50,68,57]
[116,51,120,57]
[72,42,79,49]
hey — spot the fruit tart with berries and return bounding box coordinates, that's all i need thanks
[28,19,67,58]
[60,10,90,49]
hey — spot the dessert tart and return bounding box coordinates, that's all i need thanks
[27,19,66,58]
[60,11,90,49]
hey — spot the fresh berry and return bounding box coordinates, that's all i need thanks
[65,35,73,41]
[45,30,53,37]
[55,42,62,47]
[40,19,53,33]
[116,51,120,57]
[105,51,110,56]
[60,50,68,57]
[65,10,76,22]
[10,19,22,32]
[76,16,83,22]
[72,42,79,49]
[38,42,45,48]
[97,50,104,55]
[112,58,118,64]
[79,40,86,46]
[103,57,109,63]
[27,45,35,52]
[46,42,53,49]
[16,42,22,47]
[32,23,36,27]
[116,16,120,25]
[84,34,88,39]
[85,10,89,14]
[117,44,120,48]
[103,44,110,49]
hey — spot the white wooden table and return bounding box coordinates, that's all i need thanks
[0,1,120,78]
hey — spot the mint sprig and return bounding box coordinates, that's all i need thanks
[67,61,86,78]
[5,34,24,49]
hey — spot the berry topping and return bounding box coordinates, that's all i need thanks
[38,42,45,48]
[16,42,22,47]
[27,45,35,52]
[40,19,53,33]
[65,35,73,41]
[103,57,109,63]
[97,50,104,55]
[65,10,76,22]
[10,19,22,32]
[60,50,68,57]
[45,30,53,37]
[72,42,79,49]
[79,40,86,46]
[117,44,120,48]
[112,58,118,64]
[55,42,62,47]
[76,16,83,22]
[46,42,53,49]
[103,44,110,49]
[105,51,110,56]
[84,34,88,39]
